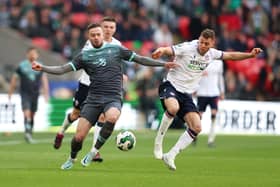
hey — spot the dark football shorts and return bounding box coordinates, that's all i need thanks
[197,96,219,112]
[80,95,122,125]
[158,81,198,120]
[21,94,39,112]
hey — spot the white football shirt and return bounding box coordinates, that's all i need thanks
[167,40,223,93]
[78,37,122,86]
[196,59,225,96]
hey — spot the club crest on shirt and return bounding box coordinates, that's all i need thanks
[205,55,209,61]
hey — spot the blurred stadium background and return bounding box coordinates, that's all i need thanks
[0,0,279,133]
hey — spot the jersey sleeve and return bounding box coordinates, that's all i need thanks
[172,42,191,56]
[69,52,84,71]
[120,46,135,62]
[210,48,223,60]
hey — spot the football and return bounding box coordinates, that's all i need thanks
[116,131,136,151]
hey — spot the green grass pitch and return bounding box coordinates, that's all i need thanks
[0,130,279,187]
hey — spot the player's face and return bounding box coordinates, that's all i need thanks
[101,21,116,40]
[198,36,215,55]
[88,27,104,48]
[27,49,39,61]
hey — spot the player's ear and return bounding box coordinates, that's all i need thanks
[211,39,216,48]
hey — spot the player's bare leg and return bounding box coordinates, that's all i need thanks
[82,107,120,167]
[163,112,201,170]
[61,117,92,170]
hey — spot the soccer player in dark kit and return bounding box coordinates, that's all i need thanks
[32,23,178,170]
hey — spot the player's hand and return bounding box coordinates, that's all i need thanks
[202,71,208,76]
[31,61,42,71]
[152,48,164,59]
[164,61,180,69]
[250,48,263,57]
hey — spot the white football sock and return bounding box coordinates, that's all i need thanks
[92,125,102,148]
[155,112,174,145]
[208,118,216,144]
[169,130,194,158]
[59,113,72,134]
[90,147,98,154]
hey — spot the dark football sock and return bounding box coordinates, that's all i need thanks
[96,121,104,127]
[95,121,115,149]
[24,118,32,134]
[70,138,83,159]
[30,118,34,134]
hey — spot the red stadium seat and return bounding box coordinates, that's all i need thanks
[70,13,89,28]
[178,16,190,39]
[218,14,242,31]
[226,59,265,85]
[32,37,51,50]
[267,33,275,42]
[246,38,256,49]
[140,41,155,55]
[122,41,134,49]
[90,13,103,23]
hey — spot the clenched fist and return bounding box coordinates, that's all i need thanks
[250,48,263,57]
[31,61,42,71]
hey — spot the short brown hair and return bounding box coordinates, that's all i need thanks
[200,29,215,39]
[26,46,37,53]
[101,16,116,23]
[87,23,101,31]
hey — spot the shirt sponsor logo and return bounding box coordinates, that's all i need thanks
[188,60,208,71]
[92,58,107,66]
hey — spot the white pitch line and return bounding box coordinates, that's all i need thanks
[0,140,23,145]
[0,137,72,146]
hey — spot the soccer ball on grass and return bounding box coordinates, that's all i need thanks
[116,131,136,151]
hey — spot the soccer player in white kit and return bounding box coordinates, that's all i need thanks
[196,59,225,147]
[152,28,262,170]
[54,17,121,162]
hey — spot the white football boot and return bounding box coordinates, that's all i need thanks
[81,152,95,167]
[162,153,176,171]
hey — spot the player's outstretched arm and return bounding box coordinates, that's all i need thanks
[132,54,178,69]
[222,48,263,61]
[152,47,173,59]
[32,61,73,75]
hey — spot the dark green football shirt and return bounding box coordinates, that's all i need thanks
[70,43,135,100]
[16,60,43,97]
